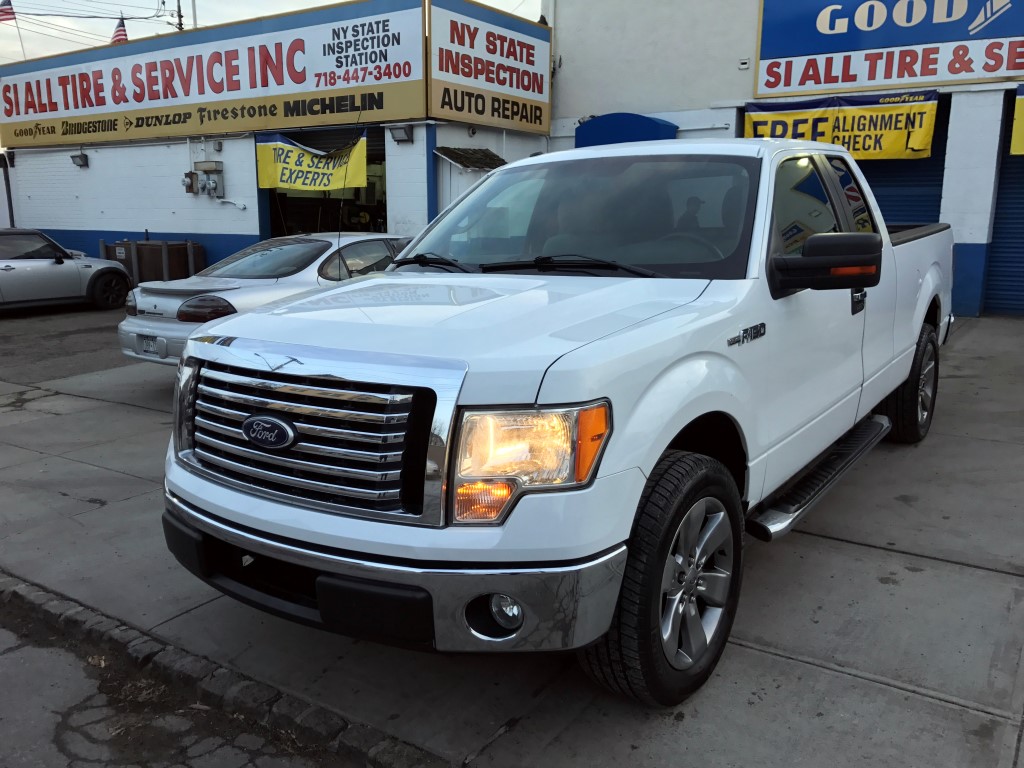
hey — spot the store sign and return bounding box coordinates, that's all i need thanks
[745,90,939,159]
[1013,85,1024,155]
[757,0,1024,97]
[428,0,551,134]
[256,133,367,191]
[0,0,426,148]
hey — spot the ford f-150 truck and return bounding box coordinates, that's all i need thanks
[163,139,953,705]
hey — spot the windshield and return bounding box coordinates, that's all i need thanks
[403,154,761,279]
[198,238,332,279]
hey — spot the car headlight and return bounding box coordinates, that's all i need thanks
[452,402,611,524]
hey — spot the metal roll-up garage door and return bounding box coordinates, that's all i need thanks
[857,97,949,226]
[985,149,1024,315]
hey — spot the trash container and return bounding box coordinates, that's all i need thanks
[100,240,206,285]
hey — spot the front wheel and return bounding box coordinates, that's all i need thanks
[883,323,938,444]
[91,272,129,310]
[578,451,743,705]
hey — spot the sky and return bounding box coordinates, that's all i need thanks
[0,0,543,63]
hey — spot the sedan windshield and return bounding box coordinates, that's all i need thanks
[402,154,761,279]
[199,238,332,279]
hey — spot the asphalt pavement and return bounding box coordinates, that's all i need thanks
[0,307,1022,767]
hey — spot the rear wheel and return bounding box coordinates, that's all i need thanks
[883,323,938,444]
[91,272,129,310]
[579,451,743,705]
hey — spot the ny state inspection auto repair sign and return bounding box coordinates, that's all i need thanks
[757,0,1024,97]
[0,0,552,148]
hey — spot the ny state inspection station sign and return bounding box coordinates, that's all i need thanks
[0,0,551,148]
[757,0,1024,97]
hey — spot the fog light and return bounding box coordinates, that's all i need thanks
[489,594,524,631]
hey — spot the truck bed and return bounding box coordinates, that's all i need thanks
[888,223,952,247]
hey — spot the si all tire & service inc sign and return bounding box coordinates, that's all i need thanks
[757,0,1024,97]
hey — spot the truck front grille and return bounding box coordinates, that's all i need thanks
[187,362,435,521]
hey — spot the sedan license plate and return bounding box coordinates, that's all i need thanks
[141,336,158,354]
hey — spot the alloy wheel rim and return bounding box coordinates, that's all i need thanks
[660,496,733,671]
[917,344,937,427]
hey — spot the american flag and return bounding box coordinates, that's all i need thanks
[110,15,128,44]
[0,0,16,23]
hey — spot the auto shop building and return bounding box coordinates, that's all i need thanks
[0,0,550,264]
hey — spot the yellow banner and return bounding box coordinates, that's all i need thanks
[745,92,939,160]
[256,135,367,191]
[1012,88,1024,157]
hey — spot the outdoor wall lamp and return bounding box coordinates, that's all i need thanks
[388,124,414,144]
[70,152,89,168]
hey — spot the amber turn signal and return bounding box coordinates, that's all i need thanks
[575,403,610,483]
[830,265,877,276]
[454,480,516,522]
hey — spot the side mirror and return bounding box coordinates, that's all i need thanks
[53,254,65,265]
[770,232,882,295]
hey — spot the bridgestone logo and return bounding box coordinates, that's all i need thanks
[62,118,119,136]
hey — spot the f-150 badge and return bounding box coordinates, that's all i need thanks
[728,323,766,347]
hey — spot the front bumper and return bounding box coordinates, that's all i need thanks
[164,491,627,652]
[118,317,193,365]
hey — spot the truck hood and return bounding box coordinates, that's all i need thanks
[199,273,709,404]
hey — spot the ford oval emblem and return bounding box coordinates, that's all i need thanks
[241,415,296,451]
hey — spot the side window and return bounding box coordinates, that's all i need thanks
[0,234,61,260]
[318,251,347,282]
[771,158,840,256]
[342,240,393,276]
[824,157,877,234]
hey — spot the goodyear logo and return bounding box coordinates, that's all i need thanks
[816,0,1012,37]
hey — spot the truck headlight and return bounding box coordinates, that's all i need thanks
[452,402,610,523]
[173,358,201,454]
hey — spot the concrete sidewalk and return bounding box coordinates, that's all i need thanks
[1,317,1022,767]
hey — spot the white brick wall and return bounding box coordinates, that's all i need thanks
[1,161,11,227]
[385,125,429,236]
[11,136,260,237]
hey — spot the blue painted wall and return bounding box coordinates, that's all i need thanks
[952,242,989,318]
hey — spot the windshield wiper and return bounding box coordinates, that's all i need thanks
[393,252,476,273]
[480,254,664,278]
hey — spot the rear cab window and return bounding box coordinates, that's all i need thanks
[822,157,877,235]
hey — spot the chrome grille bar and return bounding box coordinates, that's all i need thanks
[194,432,403,482]
[194,417,404,464]
[194,448,402,500]
[201,367,414,406]
[197,383,410,424]
[195,401,405,445]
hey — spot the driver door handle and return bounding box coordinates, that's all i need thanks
[0,265,15,272]
[851,288,867,315]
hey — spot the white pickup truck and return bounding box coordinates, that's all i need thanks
[163,139,953,705]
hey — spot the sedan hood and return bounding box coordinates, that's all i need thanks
[200,273,709,403]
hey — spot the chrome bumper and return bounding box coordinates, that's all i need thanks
[164,491,627,652]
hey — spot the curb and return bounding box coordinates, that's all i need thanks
[0,570,450,768]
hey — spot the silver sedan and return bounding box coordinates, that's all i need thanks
[118,232,408,365]
[0,229,130,310]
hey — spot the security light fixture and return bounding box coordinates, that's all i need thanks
[388,124,414,144]
[70,152,89,168]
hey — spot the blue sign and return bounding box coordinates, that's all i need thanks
[757,0,1024,96]
[761,0,1024,58]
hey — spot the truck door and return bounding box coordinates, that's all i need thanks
[757,155,867,498]
[821,156,898,420]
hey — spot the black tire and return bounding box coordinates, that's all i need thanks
[578,451,744,706]
[883,323,938,444]
[90,271,129,310]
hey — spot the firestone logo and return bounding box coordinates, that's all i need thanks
[816,0,1012,37]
